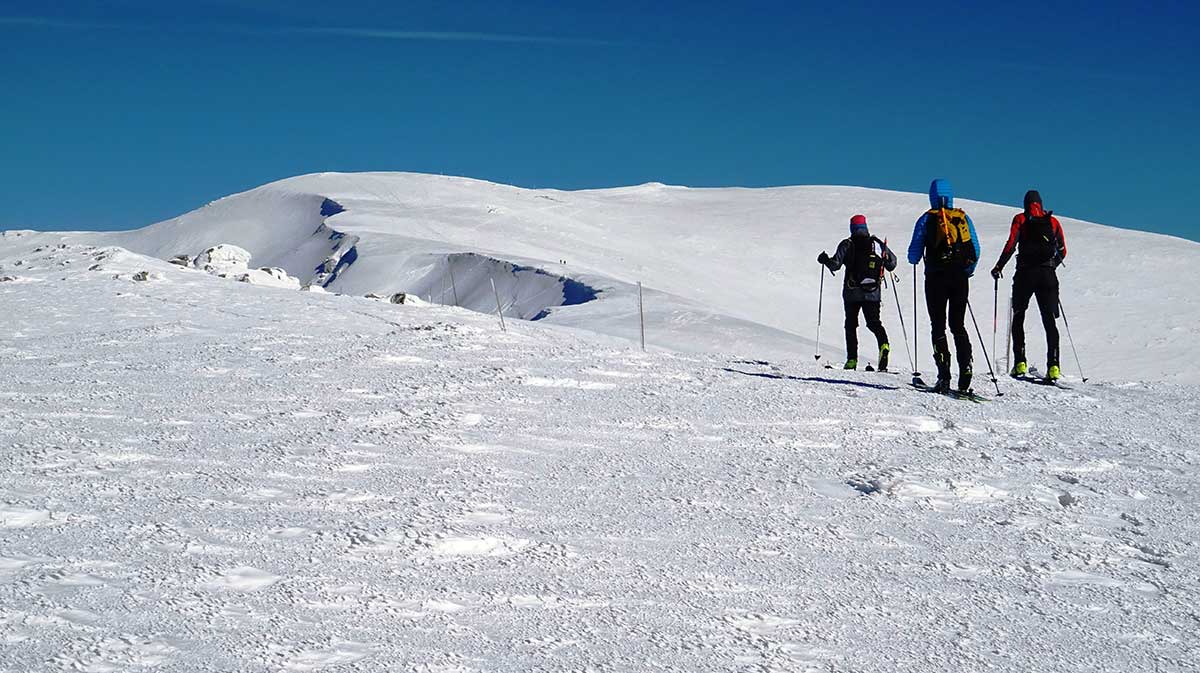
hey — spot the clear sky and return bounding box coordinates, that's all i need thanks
[3,1,1198,241]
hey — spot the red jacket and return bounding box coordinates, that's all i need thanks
[996,202,1067,271]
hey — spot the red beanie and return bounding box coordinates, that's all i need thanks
[849,214,869,235]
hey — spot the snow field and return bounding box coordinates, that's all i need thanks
[6,171,1199,383]
[1,245,1197,671]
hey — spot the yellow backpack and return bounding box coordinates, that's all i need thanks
[924,207,976,268]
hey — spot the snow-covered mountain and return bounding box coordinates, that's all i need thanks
[0,239,1196,672]
[6,172,1199,382]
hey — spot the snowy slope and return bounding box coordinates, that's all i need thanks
[0,244,1196,672]
[5,172,1199,383]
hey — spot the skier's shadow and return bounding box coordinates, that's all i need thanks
[721,368,899,392]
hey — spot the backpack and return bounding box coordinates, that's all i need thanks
[1018,211,1057,266]
[923,207,976,269]
[847,236,885,292]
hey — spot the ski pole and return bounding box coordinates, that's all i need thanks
[966,299,1003,396]
[992,278,999,368]
[912,265,921,377]
[1005,296,1013,374]
[1058,299,1088,382]
[815,265,826,361]
[890,272,916,376]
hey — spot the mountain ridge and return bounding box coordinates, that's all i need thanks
[4,171,1197,383]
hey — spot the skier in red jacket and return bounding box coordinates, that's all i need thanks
[991,190,1067,380]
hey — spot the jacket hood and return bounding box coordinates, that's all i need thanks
[929,179,953,209]
[1024,190,1044,216]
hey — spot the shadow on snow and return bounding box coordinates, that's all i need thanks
[721,368,900,392]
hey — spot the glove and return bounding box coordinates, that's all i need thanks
[991,265,1003,280]
[817,252,830,266]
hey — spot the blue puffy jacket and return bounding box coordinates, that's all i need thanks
[907,178,981,276]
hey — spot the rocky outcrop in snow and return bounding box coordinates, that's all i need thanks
[191,244,300,289]
[234,266,301,290]
[194,244,252,275]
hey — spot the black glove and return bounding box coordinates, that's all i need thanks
[990,265,1003,280]
[817,252,830,266]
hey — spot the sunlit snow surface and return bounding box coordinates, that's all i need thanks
[6,172,1199,382]
[0,239,1197,672]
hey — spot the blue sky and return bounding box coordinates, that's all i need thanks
[2,1,1198,241]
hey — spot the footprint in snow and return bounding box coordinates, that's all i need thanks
[204,566,281,592]
[432,535,530,557]
[522,376,616,390]
[283,644,373,672]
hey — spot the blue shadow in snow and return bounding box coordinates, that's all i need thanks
[323,245,358,286]
[476,258,599,321]
[721,368,900,392]
[321,198,346,217]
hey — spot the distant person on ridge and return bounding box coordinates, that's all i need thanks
[817,214,898,370]
[907,179,981,393]
[991,190,1067,381]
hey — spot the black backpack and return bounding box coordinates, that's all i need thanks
[847,236,885,292]
[1019,211,1057,266]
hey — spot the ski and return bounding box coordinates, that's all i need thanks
[1012,374,1073,390]
[910,381,989,403]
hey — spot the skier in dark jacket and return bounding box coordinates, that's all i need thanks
[991,190,1067,381]
[907,179,981,392]
[818,214,898,370]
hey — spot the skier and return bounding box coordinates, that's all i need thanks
[990,190,1067,380]
[907,179,981,392]
[817,214,898,370]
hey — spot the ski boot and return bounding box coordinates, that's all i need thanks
[933,347,952,392]
[1010,361,1028,377]
[1046,365,1062,381]
[958,368,973,393]
[877,344,890,373]
[843,359,858,370]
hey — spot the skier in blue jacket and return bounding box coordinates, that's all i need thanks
[907,179,981,392]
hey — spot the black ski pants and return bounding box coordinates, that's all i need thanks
[844,299,888,360]
[925,269,972,378]
[1011,266,1060,367]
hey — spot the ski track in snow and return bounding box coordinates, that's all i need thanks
[1,245,1199,672]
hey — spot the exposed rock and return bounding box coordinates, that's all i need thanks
[194,244,252,275]
[390,292,408,305]
[169,254,193,267]
[228,267,301,289]
[257,267,294,283]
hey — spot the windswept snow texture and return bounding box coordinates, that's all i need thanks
[8,171,1199,382]
[1,243,1198,672]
